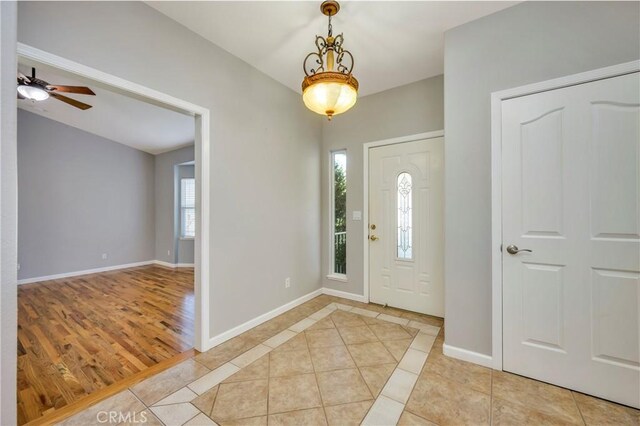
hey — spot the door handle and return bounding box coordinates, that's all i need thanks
[506,244,532,255]
[370,235,379,241]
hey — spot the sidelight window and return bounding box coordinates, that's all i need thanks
[331,151,347,275]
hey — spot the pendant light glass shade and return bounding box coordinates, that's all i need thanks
[302,72,358,118]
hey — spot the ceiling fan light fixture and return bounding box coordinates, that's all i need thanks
[17,84,49,101]
[17,68,95,110]
[301,0,358,120]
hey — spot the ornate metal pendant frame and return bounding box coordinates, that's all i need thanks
[301,1,359,96]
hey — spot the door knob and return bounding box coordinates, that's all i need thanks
[506,244,532,255]
[370,235,379,241]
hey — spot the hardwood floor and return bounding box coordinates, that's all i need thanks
[17,265,194,425]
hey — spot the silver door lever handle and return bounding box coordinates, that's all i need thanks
[506,244,532,255]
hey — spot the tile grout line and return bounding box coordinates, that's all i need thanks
[133,388,202,426]
[330,305,440,425]
[265,351,271,424]
[198,301,333,378]
[306,320,331,424]
[296,304,438,425]
[570,390,588,426]
[180,409,201,426]
[125,301,439,425]
[128,389,163,426]
[355,323,405,423]
[362,329,440,424]
[489,363,494,426]
[331,314,377,419]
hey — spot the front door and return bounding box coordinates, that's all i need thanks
[368,138,444,316]
[502,72,639,408]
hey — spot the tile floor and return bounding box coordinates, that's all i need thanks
[58,295,640,426]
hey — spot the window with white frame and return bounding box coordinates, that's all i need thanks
[331,151,347,275]
[180,178,196,238]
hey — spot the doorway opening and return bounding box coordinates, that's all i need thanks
[15,44,211,424]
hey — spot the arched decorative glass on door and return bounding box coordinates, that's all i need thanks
[397,172,413,260]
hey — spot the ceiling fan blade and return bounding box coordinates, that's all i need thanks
[47,85,95,95]
[50,92,93,110]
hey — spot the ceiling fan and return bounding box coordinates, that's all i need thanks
[17,67,95,110]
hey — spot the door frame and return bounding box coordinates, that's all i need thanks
[362,130,444,304]
[490,60,639,370]
[16,43,212,352]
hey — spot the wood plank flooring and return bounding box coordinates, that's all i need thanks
[17,265,194,425]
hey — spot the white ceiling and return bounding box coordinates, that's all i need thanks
[17,63,195,155]
[147,1,517,97]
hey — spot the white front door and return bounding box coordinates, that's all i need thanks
[368,138,444,316]
[502,72,640,408]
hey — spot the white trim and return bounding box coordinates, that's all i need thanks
[443,343,493,369]
[490,60,640,370]
[362,130,445,305]
[153,260,177,269]
[153,260,195,269]
[17,43,212,353]
[17,261,155,285]
[322,287,367,303]
[17,260,197,284]
[207,288,323,349]
[326,273,348,283]
[17,44,209,116]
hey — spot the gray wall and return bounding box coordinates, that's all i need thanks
[444,1,640,356]
[18,1,323,337]
[154,145,194,264]
[17,110,155,280]
[0,1,18,424]
[18,111,196,278]
[321,76,444,296]
[177,163,195,264]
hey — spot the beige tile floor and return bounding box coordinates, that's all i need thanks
[58,295,640,426]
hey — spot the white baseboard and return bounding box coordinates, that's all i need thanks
[205,288,324,350]
[322,287,367,303]
[154,260,194,269]
[17,260,155,285]
[443,343,493,368]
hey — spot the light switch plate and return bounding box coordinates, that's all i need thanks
[352,211,362,221]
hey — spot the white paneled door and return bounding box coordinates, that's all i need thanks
[369,138,444,317]
[502,72,640,408]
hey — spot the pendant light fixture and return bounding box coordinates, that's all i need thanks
[302,0,358,120]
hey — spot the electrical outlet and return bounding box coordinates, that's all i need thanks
[285,277,291,288]
[17,263,20,271]
[168,250,171,257]
[102,253,108,260]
